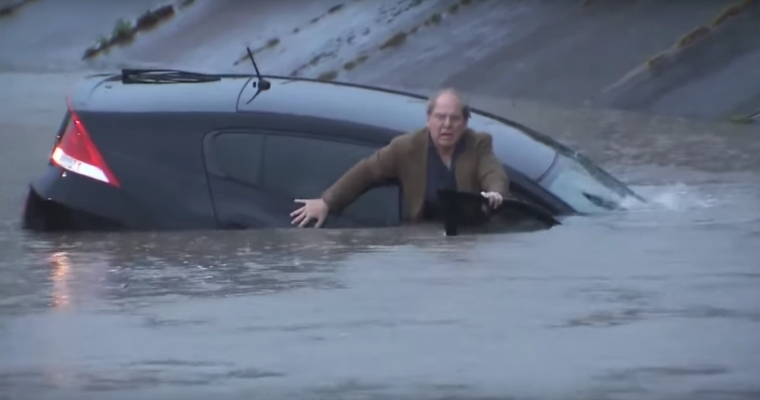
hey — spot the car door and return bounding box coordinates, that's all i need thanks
[203,129,402,229]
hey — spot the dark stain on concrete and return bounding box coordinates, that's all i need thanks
[233,37,281,65]
[0,0,39,19]
[178,0,195,9]
[135,5,176,32]
[234,3,346,67]
[82,3,180,60]
[309,3,346,25]
[343,60,358,70]
[317,70,339,81]
[327,3,345,14]
[599,0,760,121]
[379,32,408,50]
[379,0,479,51]
[425,12,442,26]
[343,54,369,71]
[349,0,479,77]
[675,25,712,49]
[711,0,755,27]
[266,37,280,48]
[290,50,337,77]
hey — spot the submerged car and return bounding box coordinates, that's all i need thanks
[21,66,642,233]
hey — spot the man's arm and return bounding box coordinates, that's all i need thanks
[475,133,510,196]
[320,139,400,213]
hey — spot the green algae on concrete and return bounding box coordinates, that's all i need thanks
[711,0,755,28]
[605,1,758,93]
[380,0,478,51]
[82,2,185,60]
[675,26,712,49]
[233,3,347,67]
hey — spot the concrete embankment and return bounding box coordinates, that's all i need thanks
[1,0,758,125]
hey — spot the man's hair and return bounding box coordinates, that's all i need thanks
[426,88,471,121]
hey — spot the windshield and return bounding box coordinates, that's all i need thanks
[539,153,637,213]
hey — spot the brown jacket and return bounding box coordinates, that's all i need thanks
[321,128,510,222]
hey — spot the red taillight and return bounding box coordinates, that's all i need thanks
[51,102,120,187]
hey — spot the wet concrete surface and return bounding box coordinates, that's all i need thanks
[2,1,760,399]
[2,0,759,123]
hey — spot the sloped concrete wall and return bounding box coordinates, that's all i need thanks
[1,0,757,124]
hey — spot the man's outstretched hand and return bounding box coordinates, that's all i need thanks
[290,198,329,228]
[481,191,503,209]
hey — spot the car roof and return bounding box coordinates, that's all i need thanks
[72,73,560,180]
[236,76,560,179]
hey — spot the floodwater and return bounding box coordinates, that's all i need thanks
[2,1,760,399]
[2,72,759,400]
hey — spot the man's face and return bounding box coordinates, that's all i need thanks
[427,93,467,149]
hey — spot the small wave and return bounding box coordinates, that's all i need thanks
[621,183,720,212]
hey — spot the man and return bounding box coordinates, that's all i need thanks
[290,88,510,228]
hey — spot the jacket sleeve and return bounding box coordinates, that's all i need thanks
[320,139,400,213]
[475,133,510,196]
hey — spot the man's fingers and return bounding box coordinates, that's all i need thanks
[290,206,305,217]
[480,192,503,208]
[291,212,306,225]
[298,215,312,228]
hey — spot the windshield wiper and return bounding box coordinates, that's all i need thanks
[121,69,222,84]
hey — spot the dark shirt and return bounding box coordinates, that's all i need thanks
[422,136,466,220]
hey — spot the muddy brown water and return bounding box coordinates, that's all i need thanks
[1,1,759,398]
[1,70,759,400]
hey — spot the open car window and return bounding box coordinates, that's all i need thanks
[204,130,402,229]
[261,134,402,227]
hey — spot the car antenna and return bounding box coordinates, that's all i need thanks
[244,46,271,104]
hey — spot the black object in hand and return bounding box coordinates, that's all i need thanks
[437,189,561,236]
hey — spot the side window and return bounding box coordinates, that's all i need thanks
[209,132,264,186]
[262,134,400,226]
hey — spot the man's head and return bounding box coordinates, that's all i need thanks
[426,88,470,150]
